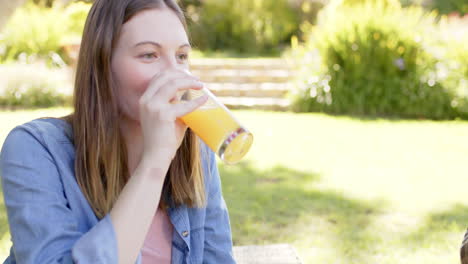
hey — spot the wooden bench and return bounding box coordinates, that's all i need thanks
[233,244,302,264]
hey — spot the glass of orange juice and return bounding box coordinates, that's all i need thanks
[179,86,253,164]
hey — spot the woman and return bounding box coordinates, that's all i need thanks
[0,0,235,263]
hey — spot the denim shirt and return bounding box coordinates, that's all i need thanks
[0,118,236,264]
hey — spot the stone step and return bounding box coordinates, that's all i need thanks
[191,69,292,84]
[218,96,290,111]
[190,58,292,71]
[207,82,291,98]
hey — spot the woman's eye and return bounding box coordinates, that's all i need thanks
[140,53,158,60]
[177,53,189,61]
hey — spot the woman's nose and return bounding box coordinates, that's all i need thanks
[161,55,181,71]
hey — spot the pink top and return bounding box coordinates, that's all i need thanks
[141,209,173,264]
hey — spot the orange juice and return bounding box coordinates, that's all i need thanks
[180,106,239,152]
[178,86,253,164]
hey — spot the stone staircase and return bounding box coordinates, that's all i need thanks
[189,58,293,111]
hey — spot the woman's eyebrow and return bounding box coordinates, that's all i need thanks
[134,41,191,49]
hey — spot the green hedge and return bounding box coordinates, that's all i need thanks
[290,1,467,119]
[186,0,300,55]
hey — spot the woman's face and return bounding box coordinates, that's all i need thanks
[111,8,190,123]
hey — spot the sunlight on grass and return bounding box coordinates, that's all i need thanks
[0,191,9,258]
[225,110,468,263]
[0,108,467,263]
[235,111,468,212]
[0,107,72,147]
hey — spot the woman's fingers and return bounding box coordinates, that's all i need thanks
[138,69,207,122]
[172,94,208,118]
[155,78,204,104]
[139,70,191,105]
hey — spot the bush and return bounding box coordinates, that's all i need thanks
[0,63,72,108]
[400,0,468,15]
[428,0,468,15]
[436,14,468,118]
[186,0,300,55]
[0,4,67,65]
[290,0,465,119]
[62,1,92,45]
[0,2,91,66]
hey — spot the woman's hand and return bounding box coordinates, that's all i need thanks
[138,69,207,168]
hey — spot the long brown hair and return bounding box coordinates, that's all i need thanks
[64,0,205,219]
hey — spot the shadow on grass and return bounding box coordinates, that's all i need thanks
[405,203,468,247]
[219,161,385,262]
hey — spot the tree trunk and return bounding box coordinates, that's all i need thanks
[0,0,27,30]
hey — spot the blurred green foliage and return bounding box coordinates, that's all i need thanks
[0,2,91,65]
[62,1,92,44]
[407,0,468,15]
[30,0,57,7]
[1,0,466,114]
[0,86,68,108]
[0,4,67,65]
[0,64,71,108]
[431,0,468,14]
[186,0,300,55]
[1,0,308,59]
[435,15,468,117]
[290,0,468,119]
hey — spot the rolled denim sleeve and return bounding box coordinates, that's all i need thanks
[203,150,236,263]
[0,126,118,264]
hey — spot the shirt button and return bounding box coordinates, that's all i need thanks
[182,231,189,237]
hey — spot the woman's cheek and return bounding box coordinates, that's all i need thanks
[126,63,155,95]
[114,62,152,120]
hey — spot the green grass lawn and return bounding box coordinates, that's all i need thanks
[0,108,468,263]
